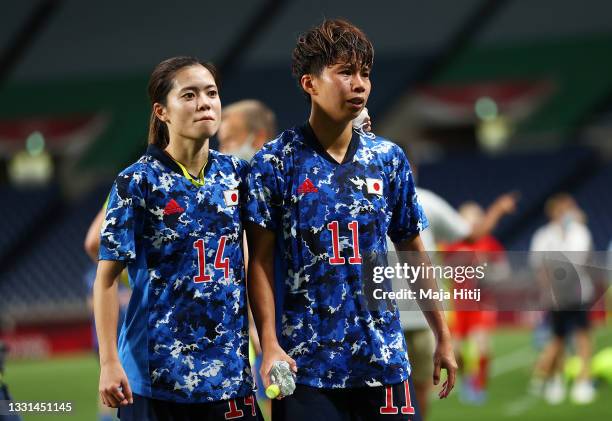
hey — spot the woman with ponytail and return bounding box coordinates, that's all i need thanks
[94,56,262,420]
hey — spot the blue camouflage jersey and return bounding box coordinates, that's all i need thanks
[246,123,429,389]
[99,144,254,403]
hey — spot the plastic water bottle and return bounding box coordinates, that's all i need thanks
[265,361,296,399]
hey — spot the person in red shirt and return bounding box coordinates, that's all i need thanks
[444,201,509,404]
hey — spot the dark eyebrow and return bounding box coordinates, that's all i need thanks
[336,62,370,72]
[179,84,217,93]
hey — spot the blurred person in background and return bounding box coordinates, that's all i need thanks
[443,200,515,405]
[94,56,261,420]
[217,99,276,161]
[529,193,595,405]
[358,107,517,417]
[217,99,277,421]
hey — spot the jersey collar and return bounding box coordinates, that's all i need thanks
[299,122,360,165]
[146,144,212,187]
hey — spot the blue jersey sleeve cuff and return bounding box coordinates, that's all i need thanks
[98,250,135,262]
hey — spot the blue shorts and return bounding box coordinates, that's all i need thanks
[272,377,421,421]
[118,393,263,421]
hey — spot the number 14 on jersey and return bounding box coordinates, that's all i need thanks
[193,236,230,282]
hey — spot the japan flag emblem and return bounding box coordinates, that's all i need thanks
[223,190,239,207]
[366,178,383,195]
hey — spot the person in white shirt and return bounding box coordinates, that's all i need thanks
[217,99,276,161]
[529,193,595,405]
[390,185,516,417]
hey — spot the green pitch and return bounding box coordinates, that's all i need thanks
[3,326,611,420]
[4,353,99,420]
[428,326,612,420]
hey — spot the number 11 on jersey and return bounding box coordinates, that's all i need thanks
[327,220,362,265]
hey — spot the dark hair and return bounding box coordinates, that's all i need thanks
[147,56,219,148]
[291,18,374,99]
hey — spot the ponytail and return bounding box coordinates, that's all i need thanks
[148,111,169,149]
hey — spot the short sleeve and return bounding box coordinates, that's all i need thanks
[99,171,146,262]
[387,148,429,243]
[245,149,284,231]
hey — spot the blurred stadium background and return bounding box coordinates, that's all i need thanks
[0,0,611,419]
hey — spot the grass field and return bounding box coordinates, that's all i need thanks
[4,352,99,420]
[428,326,612,421]
[3,326,611,420]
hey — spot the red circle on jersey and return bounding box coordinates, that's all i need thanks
[373,182,380,191]
[231,193,238,202]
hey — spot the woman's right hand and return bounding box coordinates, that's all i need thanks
[260,342,297,394]
[99,360,133,408]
